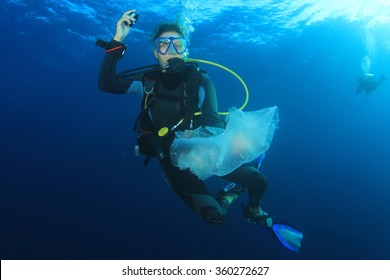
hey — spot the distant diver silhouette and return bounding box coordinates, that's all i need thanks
[357,73,387,95]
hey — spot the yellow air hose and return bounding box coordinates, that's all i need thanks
[186,58,250,115]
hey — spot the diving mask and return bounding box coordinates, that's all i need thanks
[154,36,189,55]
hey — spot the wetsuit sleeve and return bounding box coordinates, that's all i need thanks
[200,73,225,128]
[98,39,141,94]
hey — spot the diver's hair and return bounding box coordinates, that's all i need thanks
[150,22,185,42]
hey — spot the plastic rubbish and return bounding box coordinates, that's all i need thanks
[170,106,279,179]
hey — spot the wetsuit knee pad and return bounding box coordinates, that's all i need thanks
[237,166,269,190]
[201,206,226,226]
[251,172,268,189]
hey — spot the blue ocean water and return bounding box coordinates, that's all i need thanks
[1,0,390,260]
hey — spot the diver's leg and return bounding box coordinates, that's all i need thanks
[158,157,228,225]
[224,167,303,252]
[221,165,268,215]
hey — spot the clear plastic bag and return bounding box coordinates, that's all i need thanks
[170,106,279,179]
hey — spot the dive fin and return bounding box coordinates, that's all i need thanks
[268,219,303,253]
[241,203,303,253]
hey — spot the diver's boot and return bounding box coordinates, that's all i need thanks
[241,203,272,227]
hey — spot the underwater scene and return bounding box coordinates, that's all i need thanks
[1,0,390,260]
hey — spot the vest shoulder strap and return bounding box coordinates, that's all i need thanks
[182,63,205,129]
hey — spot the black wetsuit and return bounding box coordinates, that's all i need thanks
[98,40,268,225]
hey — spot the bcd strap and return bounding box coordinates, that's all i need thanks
[142,77,157,110]
[182,64,204,129]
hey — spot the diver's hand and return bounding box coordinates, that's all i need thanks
[113,9,137,42]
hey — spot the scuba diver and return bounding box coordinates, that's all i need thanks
[357,73,387,95]
[97,9,302,253]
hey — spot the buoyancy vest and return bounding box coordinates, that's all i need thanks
[133,63,205,165]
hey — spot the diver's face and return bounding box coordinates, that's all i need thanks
[153,31,187,68]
